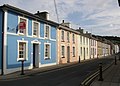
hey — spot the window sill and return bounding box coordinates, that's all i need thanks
[61,40,65,42]
[18,34,27,37]
[73,42,75,44]
[17,58,26,62]
[45,37,50,40]
[33,35,39,38]
[61,56,65,58]
[45,58,50,60]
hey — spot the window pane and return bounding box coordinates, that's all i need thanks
[33,22,38,36]
[45,44,50,59]
[19,18,26,34]
[45,25,50,38]
[61,30,64,41]
[19,42,26,59]
[61,46,64,56]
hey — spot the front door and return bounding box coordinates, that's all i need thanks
[33,44,39,68]
[84,48,85,60]
[67,46,70,63]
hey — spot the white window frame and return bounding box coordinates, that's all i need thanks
[18,16,28,36]
[80,36,82,44]
[32,20,40,38]
[83,37,85,44]
[61,45,65,58]
[81,47,82,56]
[67,32,70,42]
[61,30,64,41]
[87,48,88,56]
[17,40,28,61]
[44,24,51,39]
[86,38,88,45]
[44,43,51,60]
[73,46,75,57]
[72,33,75,43]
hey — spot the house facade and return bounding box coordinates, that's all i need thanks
[0,4,58,74]
[76,28,90,61]
[79,34,90,60]
[97,40,111,58]
[89,37,97,59]
[57,22,79,64]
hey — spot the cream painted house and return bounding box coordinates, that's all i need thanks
[76,28,90,61]
[57,22,79,64]
[89,37,97,59]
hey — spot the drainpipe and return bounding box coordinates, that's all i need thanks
[1,10,4,75]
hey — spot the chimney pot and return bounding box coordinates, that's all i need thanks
[62,20,64,23]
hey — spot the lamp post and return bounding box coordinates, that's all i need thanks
[98,63,103,81]
[118,0,120,6]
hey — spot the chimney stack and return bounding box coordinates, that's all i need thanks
[79,27,83,33]
[35,11,49,20]
[61,20,71,28]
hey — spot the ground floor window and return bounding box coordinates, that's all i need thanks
[44,43,50,60]
[61,46,65,58]
[73,47,75,57]
[87,48,88,56]
[17,41,28,61]
[81,47,82,56]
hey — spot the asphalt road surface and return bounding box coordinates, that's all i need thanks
[0,57,114,86]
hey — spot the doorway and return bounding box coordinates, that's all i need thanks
[67,46,70,63]
[33,44,39,68]
[84,47,85,60]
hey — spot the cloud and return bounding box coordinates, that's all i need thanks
[0,0,120,36]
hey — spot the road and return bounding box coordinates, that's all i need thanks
[0,57,114,86]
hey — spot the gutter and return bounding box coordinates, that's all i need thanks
[1,9,4,75]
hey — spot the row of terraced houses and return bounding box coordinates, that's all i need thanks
[0,4,119,75]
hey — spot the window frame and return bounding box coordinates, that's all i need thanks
[83,37,85,44]
[80,36,82,44]
[18,16,28,36]
[32,20,40,38]
[87,48,88,56]
[17,40,28,61]
[86,38,88,45]
[73,46,75,57]
[44,24,51,39]
[81,47,82,56]
[61,45,65,58]
[72,33,75,43]
[67,32,70,42]
[61,30,64,42]
[44,43,51,60]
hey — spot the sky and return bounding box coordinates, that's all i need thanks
[0,0,120,37]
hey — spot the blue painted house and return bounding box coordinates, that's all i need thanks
[0,4,58,74]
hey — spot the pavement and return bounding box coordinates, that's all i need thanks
[0,57,103,81]
[91,53,120,86]
[0,61,80,81]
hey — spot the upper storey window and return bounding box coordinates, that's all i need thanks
[32,21,40,37]
[45,24,50,39]
[18,17,28,35]
[61,30,64,41]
